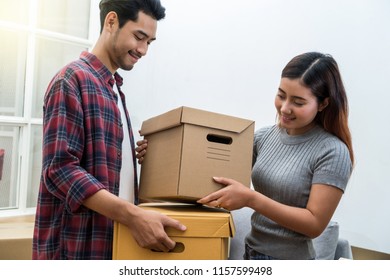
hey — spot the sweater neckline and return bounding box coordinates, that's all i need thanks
[279,125,321,145]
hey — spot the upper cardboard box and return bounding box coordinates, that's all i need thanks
[139,106,254,202]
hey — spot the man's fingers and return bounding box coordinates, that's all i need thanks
[162,216,187,232]
[149,215,186,251]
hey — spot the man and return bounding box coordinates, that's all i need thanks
[33,0,186,260]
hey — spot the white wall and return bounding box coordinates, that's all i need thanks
[116,0,390,254]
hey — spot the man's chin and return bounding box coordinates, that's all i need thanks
[121,65,134,71]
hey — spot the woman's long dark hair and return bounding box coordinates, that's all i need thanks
[281,52,354,165]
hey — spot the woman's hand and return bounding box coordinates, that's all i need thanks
[197,177,254,211]
[135,139,148,164]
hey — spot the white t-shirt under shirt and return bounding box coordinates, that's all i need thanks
[113,80,135,203]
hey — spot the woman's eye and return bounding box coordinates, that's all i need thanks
[293,100,305,106]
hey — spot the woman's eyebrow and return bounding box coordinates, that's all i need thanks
[278,88,307,101]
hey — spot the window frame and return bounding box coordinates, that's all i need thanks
[0,0,100,217]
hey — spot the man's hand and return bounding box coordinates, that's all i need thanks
[83,189,186,252]
[127,206,186,252]
[135,139,148,164]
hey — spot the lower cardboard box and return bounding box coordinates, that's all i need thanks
[113,203,235,260]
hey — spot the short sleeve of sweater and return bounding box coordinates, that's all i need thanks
[253,125,274,166]
[312,137,352,192]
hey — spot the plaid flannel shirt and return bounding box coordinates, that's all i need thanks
[33,52,138,259]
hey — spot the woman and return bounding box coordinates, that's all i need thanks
[197,52,354,260]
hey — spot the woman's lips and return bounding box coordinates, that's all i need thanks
[281,115,295,122]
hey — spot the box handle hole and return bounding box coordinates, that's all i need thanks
[207,134,233,145]
[151,242,185,253]
[171,242,185,253]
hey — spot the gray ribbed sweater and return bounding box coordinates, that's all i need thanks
[245,125,352,259]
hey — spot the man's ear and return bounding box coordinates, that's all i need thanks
[104,11,118,31]
[319,97,329,112]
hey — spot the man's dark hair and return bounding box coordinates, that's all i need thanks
[99,0,166,32]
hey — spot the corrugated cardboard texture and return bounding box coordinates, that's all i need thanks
[139,106,254,202]
[112,204,235,260]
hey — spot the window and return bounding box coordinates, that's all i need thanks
[0,0,98,216]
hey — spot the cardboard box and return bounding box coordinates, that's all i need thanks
[112,203,235,260]
[139,106,254,202]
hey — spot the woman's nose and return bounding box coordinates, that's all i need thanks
[281,102,292,114]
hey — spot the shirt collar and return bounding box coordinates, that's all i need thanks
[79,51,123,88]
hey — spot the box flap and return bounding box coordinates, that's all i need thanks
[140,107,183,136]
[181,106,254,134]
[139,203,235,238]
[140,106,254,135]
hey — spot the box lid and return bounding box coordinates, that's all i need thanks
[139,203,235,238]
[140,106,254,136]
